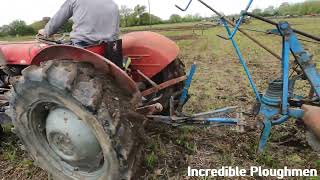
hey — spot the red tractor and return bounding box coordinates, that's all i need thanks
[0,31,186,179]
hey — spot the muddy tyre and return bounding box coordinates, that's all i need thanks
[7,60,143,180]
[0,124,3,136]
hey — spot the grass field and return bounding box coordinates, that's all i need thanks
[141,17,320,179]
[1,17,320,179]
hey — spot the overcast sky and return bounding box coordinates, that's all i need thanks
[0,0,305,26]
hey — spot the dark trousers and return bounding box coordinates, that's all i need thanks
[72,40,123,69]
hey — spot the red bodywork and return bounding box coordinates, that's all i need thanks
[32,45,139,95]
[0,31,179,82]
[122,31,180,81]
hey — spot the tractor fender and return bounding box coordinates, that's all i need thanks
[122,31,180,81]
[31,45,140,96]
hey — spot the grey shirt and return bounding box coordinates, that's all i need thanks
[44,0,120,43]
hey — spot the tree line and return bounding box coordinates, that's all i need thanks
[0,4,204,37]
[251,0,320,17]
[119,5,203,27]
[1,1,319,37]
[0,18,73,37]
[0,20,35,37]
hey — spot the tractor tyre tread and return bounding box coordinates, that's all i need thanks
[8,60,144,180]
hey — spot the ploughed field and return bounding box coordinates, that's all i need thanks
[1,17,320,179]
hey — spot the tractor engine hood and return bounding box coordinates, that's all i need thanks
[0,41,48,65]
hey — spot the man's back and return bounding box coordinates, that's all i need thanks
[44,0,120,44]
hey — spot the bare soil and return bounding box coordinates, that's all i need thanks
[0,132,47,179]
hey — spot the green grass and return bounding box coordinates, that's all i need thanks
[0,35,34,42]
[144,17,320,178]
[145,152,158,169]
[175,126,197,152]
[122,21,200,31]
[4,148,17,162]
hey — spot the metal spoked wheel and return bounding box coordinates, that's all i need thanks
[7,60,143,179]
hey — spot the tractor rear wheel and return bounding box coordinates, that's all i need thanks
[0,124,3,136]
[7,60,143,179]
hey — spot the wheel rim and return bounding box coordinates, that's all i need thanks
[46,108,103,171]
[28,101,106,177]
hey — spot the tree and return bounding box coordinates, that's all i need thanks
[279,2,290,9]
[133,5,146,25]
[252,8,262,15]
[193,13,202,21]
[0,25,10,37]
[183,14,194,22]
[120,5,133,27]
[278,2,290,15]
[31,17,72,33]
[140,13,162,25]
[8,20,35,36]
[264,1,320,16]
[182,14,202,22]
[30,18,49,32]
[169,14,182,23]
[263,6,275,16]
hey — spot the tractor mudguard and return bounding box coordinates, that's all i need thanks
[122,31,180,81]
[0,41,47,65]
[31,45,140,96]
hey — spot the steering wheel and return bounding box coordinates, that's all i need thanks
[36,33,69,45]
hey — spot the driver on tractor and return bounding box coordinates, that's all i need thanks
[38,0,120,47]
[39,0,124,68]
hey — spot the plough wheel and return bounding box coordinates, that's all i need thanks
[7,60,143,179]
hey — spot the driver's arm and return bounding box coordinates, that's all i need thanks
[43,0,74,37]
